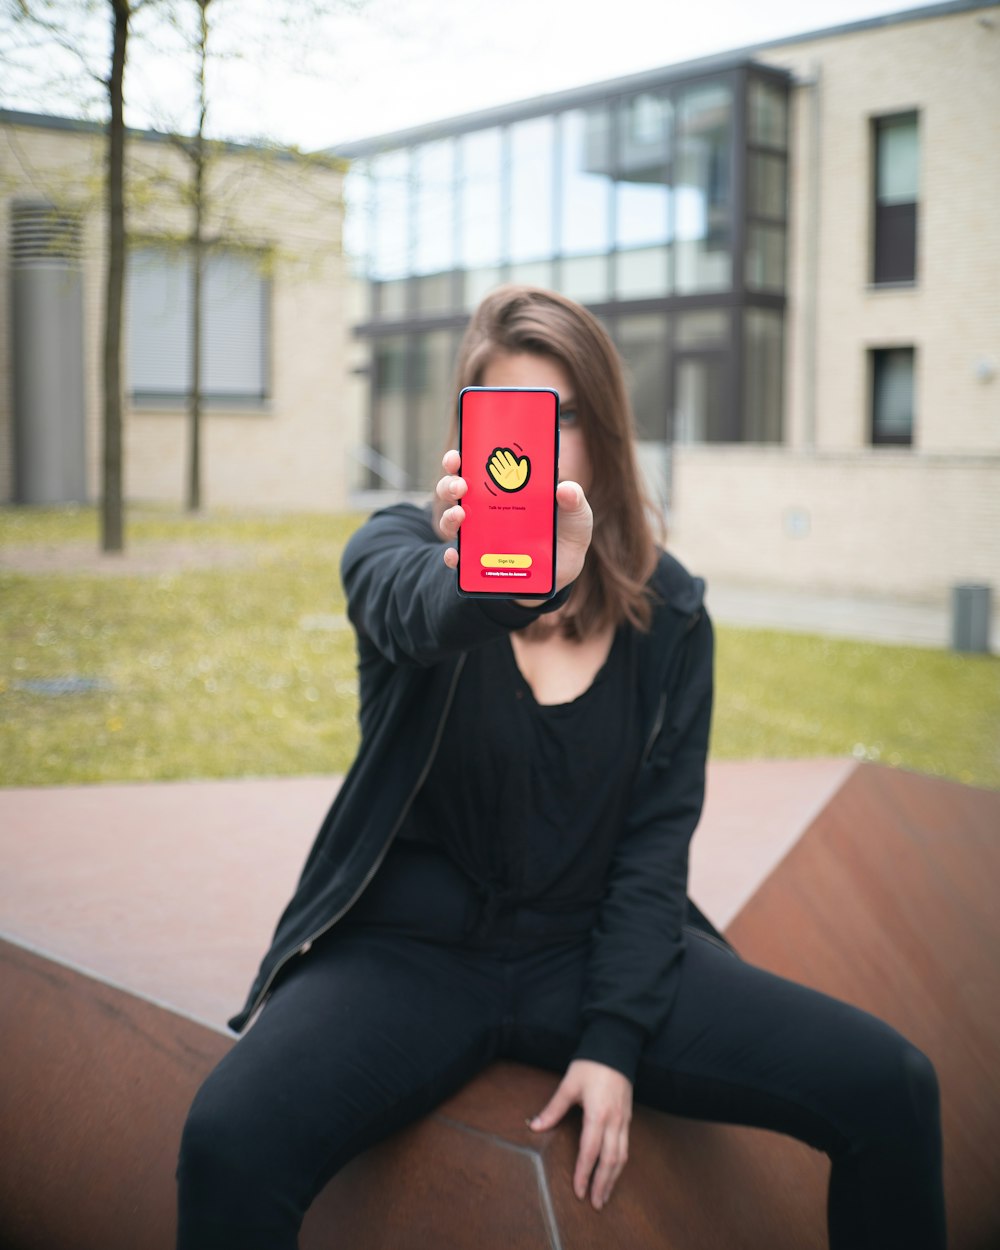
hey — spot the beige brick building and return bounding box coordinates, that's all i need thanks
[1,112,359,513]
[670,2,1000,598]
[338,0,1000,603]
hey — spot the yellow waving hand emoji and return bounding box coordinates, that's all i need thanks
[487,447,531,493]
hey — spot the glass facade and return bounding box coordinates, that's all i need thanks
[342,60,790,498]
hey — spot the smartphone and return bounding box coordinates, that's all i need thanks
[456,386,559,599]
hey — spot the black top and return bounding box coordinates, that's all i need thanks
[230,503,716,1086]
[401,628,640,916]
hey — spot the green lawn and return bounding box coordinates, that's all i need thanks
[2,507,998,790]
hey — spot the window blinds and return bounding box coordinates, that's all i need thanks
[128,244,268,401]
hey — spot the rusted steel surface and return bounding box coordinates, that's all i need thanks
[304,1061,828,1250]
[1,761,997,1248]
[0,940,230,1250]
[0,939,826,1250]
[727,765,1000,1250]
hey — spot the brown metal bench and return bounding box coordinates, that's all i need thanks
[1,761,997,1249]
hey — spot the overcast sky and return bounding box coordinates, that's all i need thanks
[2,0,950,149]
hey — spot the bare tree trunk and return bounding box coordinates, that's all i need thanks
[186,0,210,513]
[188,143,203,511]
[101,0,129,551]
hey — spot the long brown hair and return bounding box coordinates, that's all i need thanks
[444,285,659,638]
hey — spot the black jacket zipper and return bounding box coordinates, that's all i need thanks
[240,652,469,1027]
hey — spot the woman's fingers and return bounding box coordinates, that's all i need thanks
[531,1060,632,1211]
[529,1079,576,1133]
[439,464,593,588]
[439,503,465,539]
[573,1115,604,1202]
[576,1109,630,1210]
[553,480,594,592]
[589,1121,630,1210]
[436,474,467,506]
[437,452,467,557]
[436,450,466,510]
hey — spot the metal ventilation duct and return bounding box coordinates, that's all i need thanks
[10,200,88,504]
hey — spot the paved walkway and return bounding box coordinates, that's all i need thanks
[704,580,998,652]
[0,760,855,1025]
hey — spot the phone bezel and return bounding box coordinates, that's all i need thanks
[456,385,560,600]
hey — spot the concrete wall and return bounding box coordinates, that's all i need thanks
[669,446,999,599]
[0,115,357,513]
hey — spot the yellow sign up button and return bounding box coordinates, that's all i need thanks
[481,553,532,569]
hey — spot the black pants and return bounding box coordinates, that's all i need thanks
[176,890,945,1250]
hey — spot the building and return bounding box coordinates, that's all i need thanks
[0,110,358,513]
[337,0,1000,601]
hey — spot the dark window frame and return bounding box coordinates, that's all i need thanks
[870,345,916,447]
[871,111,919,287]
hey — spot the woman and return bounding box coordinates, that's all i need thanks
[177,286,945,1249]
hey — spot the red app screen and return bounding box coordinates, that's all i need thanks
[457,387,559,598]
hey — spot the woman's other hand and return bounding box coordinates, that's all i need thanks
[528,1059,633,1211]
[437,450,594,596]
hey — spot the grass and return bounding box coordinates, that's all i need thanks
[2,506,998,790]
[712,628,998,787]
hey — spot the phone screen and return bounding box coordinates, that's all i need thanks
[457,387,559,599]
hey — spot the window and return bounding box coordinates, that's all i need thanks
[616,314,670,442]
[870,347,915,445]
[459,128,503,308]
[370,149,410,282]
[674,355,727,443]
[748,77,788,150]
[413,140,456,313]
[509,116,555,286]
[128,244,269,404]
[370,149,410,316]
[412,331,460,490]
[616,313,672,508]
[873,113,918,285]
[371,335,409,488]
[675,82,732,293]
[559,106,612,302]
[744,308,783,442]
[615,92,672,298]
[342,161,370,280]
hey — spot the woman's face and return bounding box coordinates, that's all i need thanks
[479,351,592,492]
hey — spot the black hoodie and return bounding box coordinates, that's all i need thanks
[229,503,719,1083]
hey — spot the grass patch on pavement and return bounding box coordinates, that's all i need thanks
[2,506,997,789]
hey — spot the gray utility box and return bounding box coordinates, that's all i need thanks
[951,584,993,654]
[11,201,87,505]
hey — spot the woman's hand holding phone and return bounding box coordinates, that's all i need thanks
[437,449,593,599]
